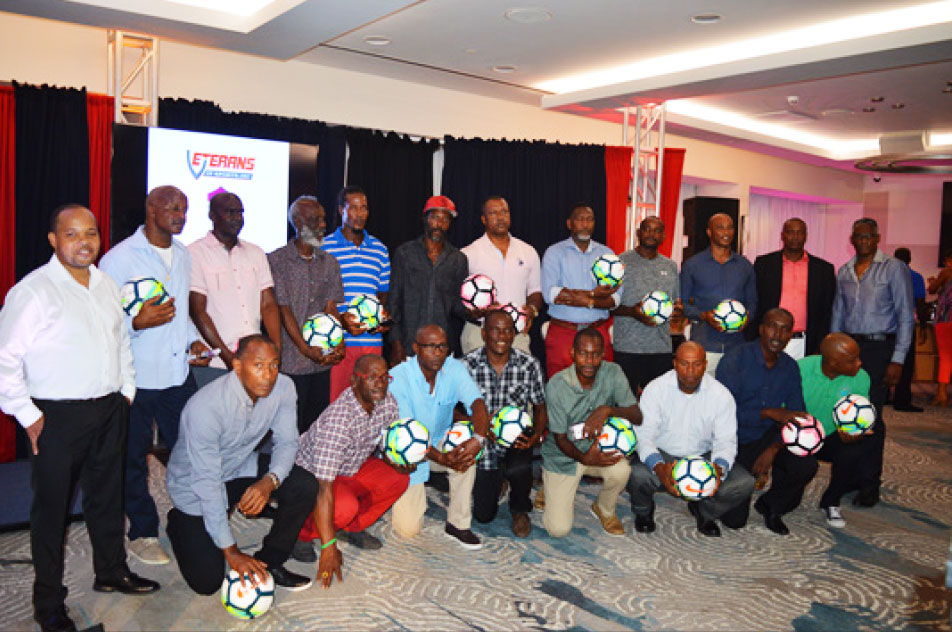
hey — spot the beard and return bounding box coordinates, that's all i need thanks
[300,226,324,248]
[574,232,592,242]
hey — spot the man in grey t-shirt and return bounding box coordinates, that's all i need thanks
[613,217,682,393]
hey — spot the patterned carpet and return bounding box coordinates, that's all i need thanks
[2,402,950,631]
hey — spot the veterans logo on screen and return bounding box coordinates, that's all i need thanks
[187,150,256,180]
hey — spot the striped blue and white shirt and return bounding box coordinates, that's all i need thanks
[322,226,391,347]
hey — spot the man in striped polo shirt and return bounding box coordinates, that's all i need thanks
[323,186,392,400]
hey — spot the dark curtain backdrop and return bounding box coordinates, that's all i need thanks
[158,98,346,228]
[13,83,90,280]
[343,129,439,250]
[441,137,607,258]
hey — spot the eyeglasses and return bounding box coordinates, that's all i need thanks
[416,342,450,352]
[355,372,393,384]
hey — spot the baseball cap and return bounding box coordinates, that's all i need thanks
[423,195,457,217]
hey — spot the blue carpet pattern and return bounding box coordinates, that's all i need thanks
[1,407,950,631]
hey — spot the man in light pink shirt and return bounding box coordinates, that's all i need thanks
[189,191,282,385]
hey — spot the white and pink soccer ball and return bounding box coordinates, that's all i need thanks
[460,274,497,310]
[781,414,826,457]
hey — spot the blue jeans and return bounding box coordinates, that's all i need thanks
[125,376,197,540]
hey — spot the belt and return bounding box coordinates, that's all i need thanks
[549,317,610,331]
[848,332,895,342]
[790,332,805,339]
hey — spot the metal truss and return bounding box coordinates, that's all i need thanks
[621,103,666,250]
[107,31,159,126]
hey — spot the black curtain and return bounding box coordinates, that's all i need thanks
[14,83,90,280]
[158,98,346,228]
[343,129,439,251]
[441,136,606,257]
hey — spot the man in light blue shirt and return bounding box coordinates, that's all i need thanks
[100,185,211,565]
[831,218,914,507]
[541,203,621,378]
[628,341,754,537]
[165,335,317,594]
[389,325,490,549]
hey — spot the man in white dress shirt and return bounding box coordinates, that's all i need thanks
[627,341,754,537]
[0,205,159,632]
[460,196,543,354]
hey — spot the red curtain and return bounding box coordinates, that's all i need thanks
[658,147,686,258]
[87,93,113,251]
[604,146,633,254]
[0,86,15,462]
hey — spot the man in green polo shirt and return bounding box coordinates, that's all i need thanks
[798,333,871,529]
[541,328,642,537]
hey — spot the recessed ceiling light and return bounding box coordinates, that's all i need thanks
[691,13,722,24]
[871,96,885,103]
[892,103,905,109]
[504,7,552,23]
[464,48,478,54]
[863,107,876,113]
[821,108,854,116]
[492,64,517,74]
[363,35,391,46]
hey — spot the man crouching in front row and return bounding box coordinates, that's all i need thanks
[165,334,318,594]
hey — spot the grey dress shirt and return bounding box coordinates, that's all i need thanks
[166,371,298,549]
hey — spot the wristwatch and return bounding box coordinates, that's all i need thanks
[266,472,280,489]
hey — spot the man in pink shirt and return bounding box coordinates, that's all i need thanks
[751,218,836,359]
[189,191,282,386]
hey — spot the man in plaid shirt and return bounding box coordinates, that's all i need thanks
[293,355,411,584]
[462,310,547,537]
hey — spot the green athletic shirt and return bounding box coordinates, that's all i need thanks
[797,355,871,435]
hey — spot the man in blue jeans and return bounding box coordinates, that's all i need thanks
[100,185,212,565]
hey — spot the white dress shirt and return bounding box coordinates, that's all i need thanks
[0,256,136,427]
[636,370,737,470]
[461,233,541,307]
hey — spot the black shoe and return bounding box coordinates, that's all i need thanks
[339,530,382,550]
[268,565,312,591]
[93,571,160,594]
[893,404,924,413]
[634,512,656,533]
[444,522,483,550]
[425,472,449,493]
[290,539,316,563]
[852,488,880,507]
[754,497,790,535]
[688,502,721,537]
[34,605,77,632]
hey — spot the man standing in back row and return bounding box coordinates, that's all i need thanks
[680,213,757,372]
[831,218,914,508]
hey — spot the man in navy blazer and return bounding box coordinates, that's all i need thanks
[749,218,835,358]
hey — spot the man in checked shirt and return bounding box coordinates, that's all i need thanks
[292,354,412,584]
[462,310,547,537]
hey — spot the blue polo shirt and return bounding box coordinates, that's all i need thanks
[541,237,621,323]
[715,340,805,445]
[680,249,757,353]
[322,227,390,347]
[99,226,198,389]
[389,355,482,486]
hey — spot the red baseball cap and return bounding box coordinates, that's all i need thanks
[423,195,457,217]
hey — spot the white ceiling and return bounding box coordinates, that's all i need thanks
[4,0,952,166]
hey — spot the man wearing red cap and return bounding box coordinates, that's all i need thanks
[388,195,470,364]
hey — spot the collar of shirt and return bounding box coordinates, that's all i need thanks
[47,254,104,291]
[201,230,247,253]
[782,251,809,265]
[225,370,254,409]
[843,249,889,280]
[412,235,458,266]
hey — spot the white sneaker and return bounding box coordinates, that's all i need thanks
[822,506,846,529]
[128,537,171,565]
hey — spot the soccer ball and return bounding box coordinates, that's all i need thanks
[781,414,826,456]
[499,302,528,334]
[712,299,748,333]
[596,416,637,456]
[301,313,343,353]
[441,420,483,459]
[491,406,532,448]
[460,274,497,310]
[220,569,274,620]
[119,276,169,317]
[672,456,720,500]
[346,294,383,330]
[833,394,876,436]
[641,290,674,325]
[382,418,430,466]
[591,253,625,288]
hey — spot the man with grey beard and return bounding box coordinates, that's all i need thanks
[268,196,353,435]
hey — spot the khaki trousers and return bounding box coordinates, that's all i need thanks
[391,463,476,538]
[461,322,531,356]
[542,460,631,538]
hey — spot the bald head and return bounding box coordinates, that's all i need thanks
[145,185,187,238]
[706,213,735,251]
[147,185,185,210]
[673,341,706,393]
[708,213,733,231]
[820,333,862,379]
[676,340,705,361]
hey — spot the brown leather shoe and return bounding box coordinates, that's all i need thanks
[590,502,625,536]
[533,486,545,509]
[511,512,531,537]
